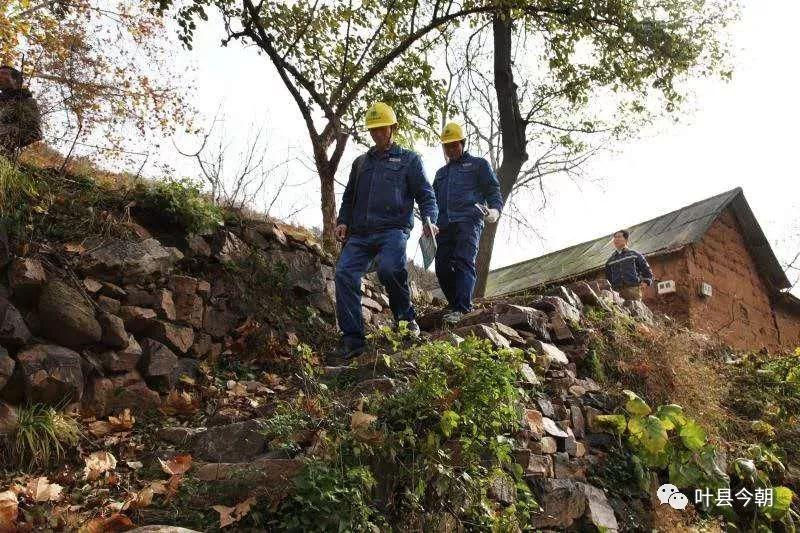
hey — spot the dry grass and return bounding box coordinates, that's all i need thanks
[19,142,140,191]
[586,308,731,436]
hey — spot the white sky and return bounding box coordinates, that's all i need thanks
[157,0,800,289]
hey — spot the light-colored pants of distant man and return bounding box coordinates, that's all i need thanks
[618,285,642,301]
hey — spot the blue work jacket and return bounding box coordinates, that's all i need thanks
[605,248,654,288]
[433,152,503,227]
[337,144,438,235]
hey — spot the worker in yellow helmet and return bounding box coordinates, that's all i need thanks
[433,121,503,324]
[332,102,439,361]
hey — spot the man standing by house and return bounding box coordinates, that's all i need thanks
[0,66,42,160]
[605,230,654,301]
[433,122,503,324]
[333,102,438,360]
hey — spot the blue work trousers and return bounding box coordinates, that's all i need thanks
[435,222,482,313]
[335,229,414,349]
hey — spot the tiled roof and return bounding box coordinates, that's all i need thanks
[486,188,790,296]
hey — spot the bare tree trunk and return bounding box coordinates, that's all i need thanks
[474,12,528,298]
[319,167,337,252]
[312,130,348,253]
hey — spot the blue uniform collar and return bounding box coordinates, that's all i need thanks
[448,151,471,165]
[369,143,402,158]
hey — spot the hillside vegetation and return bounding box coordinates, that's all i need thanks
[0,160,798,531]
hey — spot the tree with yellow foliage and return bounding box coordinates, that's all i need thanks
[0,0,190,162]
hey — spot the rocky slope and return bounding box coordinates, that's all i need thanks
[0,165,797,531]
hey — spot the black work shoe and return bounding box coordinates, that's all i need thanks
[327,344,364,367]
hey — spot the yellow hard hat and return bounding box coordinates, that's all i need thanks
[440,121,466,144]
[364,102,398,129]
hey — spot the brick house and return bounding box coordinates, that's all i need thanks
[486,188,800,351]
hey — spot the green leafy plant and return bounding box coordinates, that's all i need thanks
[367,320,415,352]
[271,337,538,530]
[277,461,383,532]
[140,177,223,233]
[729,444,798,531]
[258,403,313,455]
[595,390,728,491]
[2,404,82,470]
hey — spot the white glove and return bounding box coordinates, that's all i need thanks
[485,208,500,224]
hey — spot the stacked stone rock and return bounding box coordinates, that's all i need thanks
[419,281,656,531]
[0,221,398,420]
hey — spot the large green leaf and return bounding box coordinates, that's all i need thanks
[762,486,795,520]
[679,419,706,451]
[669,455,704,488]
[623,390,651,416]
[440,410,460,438]
[628,415,667,454]
[655,404,686,431]
[595,414,627,435]
[633,442,669,469]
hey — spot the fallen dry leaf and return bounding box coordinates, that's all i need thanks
[228,381,247,396]
[212,495,257,528]
[350,410,384,444]
[350,410,377,431]
[88,409,135,437]
[63,243,86,255]
[213,504,237,528]
[78,513,133,533]
[307,429,329,458]
[263,373,285,390]
[148,475,182,501]
[87,420,114,438]
[0,490,18,528]
[108,409,134,430]
[111,486,154,512]
[160,390,200,416]
[133,487,154,508]
[159,454,193,476]
[83,451,117,481]
[24,477,63,502]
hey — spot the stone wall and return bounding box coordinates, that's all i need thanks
[0,219,402,415]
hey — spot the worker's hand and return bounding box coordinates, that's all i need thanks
[334,224,348,242]
[423,223,439,238]
[485,208,500,224]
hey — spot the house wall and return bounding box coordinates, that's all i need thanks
[775,305,800,350]
[640,250,693,325]
[682,209,784,351]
